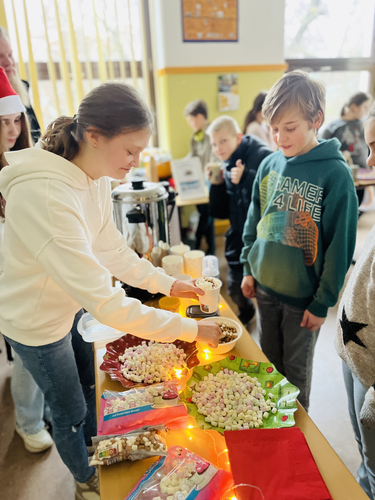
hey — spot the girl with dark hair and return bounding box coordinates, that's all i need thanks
[0,82,220,499]
[243,91,276,149]
[0,67,54,454]
[323,91,372,169]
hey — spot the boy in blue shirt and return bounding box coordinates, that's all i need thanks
[240,71,358,411]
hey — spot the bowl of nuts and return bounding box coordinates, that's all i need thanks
[197,316,242,354]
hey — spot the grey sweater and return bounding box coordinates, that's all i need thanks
[335,225,375,390]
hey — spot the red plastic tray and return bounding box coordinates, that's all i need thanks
[100,335,199,388]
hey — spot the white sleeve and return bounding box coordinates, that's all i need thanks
[93,178,175,296]
[37,235,197,343]
[93,207,175,297]
[8,181,197,343]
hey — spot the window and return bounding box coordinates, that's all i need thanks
[285,0,375,59]
[4,0,152,130]
[284,0,375,128]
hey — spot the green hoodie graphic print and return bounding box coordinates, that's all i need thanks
[240,138,358,318]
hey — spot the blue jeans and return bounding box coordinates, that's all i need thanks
[4,310,97,483]
[11,351,45,435]
[255,286,320,411]
[343,361,375,499]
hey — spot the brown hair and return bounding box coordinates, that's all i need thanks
[262,70,326,127]
[0,112,32,218]
[40,82,153,161]
[184,100,208,119]
[341,91,372,118]
[243,91,268,133]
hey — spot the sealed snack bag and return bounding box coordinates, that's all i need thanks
[89,426,167,466]
[98,382,187,436]
[125,445,233,500]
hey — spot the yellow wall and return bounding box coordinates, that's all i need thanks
[157,68,286,159]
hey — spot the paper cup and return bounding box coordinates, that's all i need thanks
[206,162,222,185]
[196,277,222,313]
[170,244,191,258]
[162,255,183,276]
[184,250,205,279]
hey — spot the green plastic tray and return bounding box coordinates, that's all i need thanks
[180,355,300,434]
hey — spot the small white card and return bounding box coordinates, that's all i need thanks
[171,157,207,200]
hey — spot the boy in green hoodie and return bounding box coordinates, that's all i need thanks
[240,70,358,411]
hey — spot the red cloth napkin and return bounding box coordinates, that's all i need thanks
[224,428,333,500]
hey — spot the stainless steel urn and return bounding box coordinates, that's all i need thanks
[111,179,171,256]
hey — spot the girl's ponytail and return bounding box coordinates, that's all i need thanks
[40,116,79,161]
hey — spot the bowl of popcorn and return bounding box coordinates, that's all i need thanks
[100,336,200,388]
[197,316,242,354]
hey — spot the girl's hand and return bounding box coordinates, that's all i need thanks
[196,321,222,348]
[241,275,256,299]
[170,279,204,300]
[230,159,245,185]
[300,310,326,331]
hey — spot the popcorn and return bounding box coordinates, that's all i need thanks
[90,428,167,465]
[190,371,277,430]
[118,340,187,384]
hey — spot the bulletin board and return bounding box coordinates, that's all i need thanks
[182,0,238,42]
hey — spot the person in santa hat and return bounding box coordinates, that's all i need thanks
[0,66,54,454]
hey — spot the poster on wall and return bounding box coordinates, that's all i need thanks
[218,74,239,111]
[182,0,238,42]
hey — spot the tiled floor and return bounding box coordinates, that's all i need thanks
[0,210,374,498]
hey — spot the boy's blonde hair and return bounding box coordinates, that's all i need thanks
[262,70,325,127]
[207,115,241,137]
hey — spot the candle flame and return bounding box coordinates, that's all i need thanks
[174,369,182,379]
[188,425,194,429]
[203,348,211,360]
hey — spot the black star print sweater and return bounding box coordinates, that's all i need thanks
[335,224,375,390]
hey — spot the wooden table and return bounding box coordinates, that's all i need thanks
[94,296,367,500]
[175,188,209,208]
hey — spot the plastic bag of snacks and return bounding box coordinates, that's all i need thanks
[89,426,167,466]
[98,382,187,436]
[124,445,233,500]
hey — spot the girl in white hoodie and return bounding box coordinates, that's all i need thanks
[0,82,220,499]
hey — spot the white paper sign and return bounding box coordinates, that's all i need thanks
[171,157,207,200]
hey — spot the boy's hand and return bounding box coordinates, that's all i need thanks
[230,159,245,185]
[241,275,256,299]
[300,310,326,331]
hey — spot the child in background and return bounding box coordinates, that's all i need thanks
[240,70,358,411]
[335,107,375,500]
[0,68,54,453]
[243,91,276,150]
[184,100,217,255]
[207,116,272,326]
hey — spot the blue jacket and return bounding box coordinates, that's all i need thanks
[209,135,273,264]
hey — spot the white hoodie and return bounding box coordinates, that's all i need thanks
[0,148,198,346]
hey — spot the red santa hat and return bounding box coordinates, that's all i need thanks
[0,67,26,116]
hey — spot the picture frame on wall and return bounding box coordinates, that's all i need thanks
[171,157,208,201]
[181,0,238,42]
